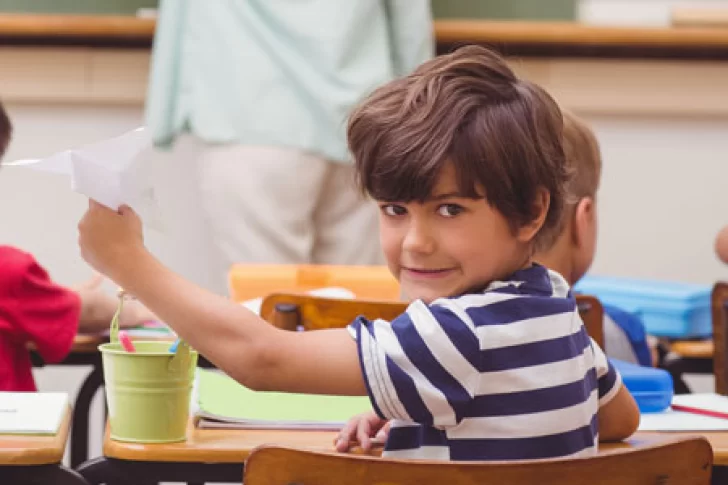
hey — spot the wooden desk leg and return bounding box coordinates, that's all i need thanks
[661,354,714,394]
[713,466,728,485]
[0,464,90,485]
[71,357,104,468]
[76,456,242,484]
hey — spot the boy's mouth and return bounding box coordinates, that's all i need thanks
[401,267,455,279]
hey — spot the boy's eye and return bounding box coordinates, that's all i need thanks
[437,204,464,217]
[381,204,407,216]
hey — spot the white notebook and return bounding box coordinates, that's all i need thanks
[638,394,728,432]
[0,392,69,435]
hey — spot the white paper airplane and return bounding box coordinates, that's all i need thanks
[5,127,161,228]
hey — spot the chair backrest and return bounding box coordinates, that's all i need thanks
[243,437,712,485]
[261,293,605,348]
[577,294,605,349]
[712,282,728,395]
[228,264,400,302]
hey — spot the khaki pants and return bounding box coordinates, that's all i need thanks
[150,136,383,295]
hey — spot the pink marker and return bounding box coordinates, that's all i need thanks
[118,331,136,353]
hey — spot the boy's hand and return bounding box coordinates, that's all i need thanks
[78,201,145,279]
[334,411,390,453]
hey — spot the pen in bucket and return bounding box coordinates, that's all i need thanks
[118,330,136,353]
[168,339,181,353]
[109,287,125,344]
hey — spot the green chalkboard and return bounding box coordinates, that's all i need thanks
[0,0,157,15]
[0,0,575,20]
[431,0,576,21]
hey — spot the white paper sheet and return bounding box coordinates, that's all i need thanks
[5,127,161,228]
[671,393,728,415]
[0,392,69,435]
[638,408,728,432]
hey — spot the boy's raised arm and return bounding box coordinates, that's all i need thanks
[78,201,367,396]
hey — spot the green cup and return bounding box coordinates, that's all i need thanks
[99,340,198,443]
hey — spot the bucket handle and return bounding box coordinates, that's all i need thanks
[168,340,192,372]
[109,289,192,371]
[109,288,128,345]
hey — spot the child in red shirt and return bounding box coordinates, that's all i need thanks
[0,102,155,391]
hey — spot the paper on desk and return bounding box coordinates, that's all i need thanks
[0,392,69,435]
[5,127,161,228]
[638,408,728,432]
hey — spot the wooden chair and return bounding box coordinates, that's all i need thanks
[261,293,605,348]
[577,294,604,349]
[242,437,713,485]
[711,282,728,395]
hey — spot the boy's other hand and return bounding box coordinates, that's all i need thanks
[334,410,390,453]
[78,201,145,279]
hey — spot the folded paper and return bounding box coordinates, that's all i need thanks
[6,127,161,228]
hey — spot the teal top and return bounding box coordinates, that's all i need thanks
[145,0,434,163]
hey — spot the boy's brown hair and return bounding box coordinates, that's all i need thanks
[537,110,602,250]
[347,45,569,247]
[0,101,11,160]
[562,110,601,201]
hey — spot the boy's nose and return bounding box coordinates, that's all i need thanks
[402,223,436,255]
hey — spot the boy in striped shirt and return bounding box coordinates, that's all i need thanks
[336,106,642,459]
[77,45,639,461]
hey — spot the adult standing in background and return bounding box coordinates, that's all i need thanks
[145,0,434,295]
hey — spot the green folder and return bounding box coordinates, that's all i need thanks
[194,369,373,430]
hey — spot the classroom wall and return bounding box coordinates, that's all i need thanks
[585,114,727,282]
[1,103,724,288]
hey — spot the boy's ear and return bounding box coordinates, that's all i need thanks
[571,197,596,247]
[516,187,550,243]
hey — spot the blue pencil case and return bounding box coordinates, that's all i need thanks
[610,359,673,413]
[575,275,711,338]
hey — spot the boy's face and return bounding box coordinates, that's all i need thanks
[378,164,533,303]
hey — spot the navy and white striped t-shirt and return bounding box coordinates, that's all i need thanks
[348,264,621,461]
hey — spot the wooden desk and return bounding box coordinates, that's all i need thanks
[74,418,728,485]
[635,431,728,466]
[101,424,728,465]
[0,405,71,465]
[104,420,342,463]
[671,339,714,359]
[77,420,347,484]
[0,406,88,484]
[30,334,105,468]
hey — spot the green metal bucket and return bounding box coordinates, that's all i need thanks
[99,292,198,443]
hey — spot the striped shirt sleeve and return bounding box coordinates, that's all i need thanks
[590,338,622,406]
[348,299,480,429]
